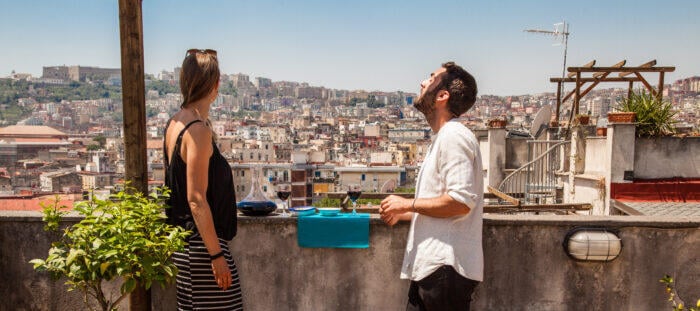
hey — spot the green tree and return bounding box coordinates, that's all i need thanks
[93,135,106,148]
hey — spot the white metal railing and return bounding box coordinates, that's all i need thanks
[498,140,570,204]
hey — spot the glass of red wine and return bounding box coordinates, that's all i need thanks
[276,184,291,217]
[347,184,362,215]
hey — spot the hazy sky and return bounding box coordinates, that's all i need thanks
[1,0,698,96]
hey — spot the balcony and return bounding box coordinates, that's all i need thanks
[2,211,698,310]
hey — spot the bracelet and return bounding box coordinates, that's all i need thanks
[209,251,224,260]
[412,198,417,213]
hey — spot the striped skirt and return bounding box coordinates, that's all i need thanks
[172,235,244,310]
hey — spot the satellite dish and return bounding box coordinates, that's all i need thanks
[530,105,552,139]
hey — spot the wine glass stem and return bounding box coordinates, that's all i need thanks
[352,201,357,215]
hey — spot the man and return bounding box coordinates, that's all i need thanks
[380,62,483,311]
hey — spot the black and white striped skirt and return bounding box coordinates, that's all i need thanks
[172,235,243,310]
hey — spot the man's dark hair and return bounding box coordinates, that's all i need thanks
[438,62,478,117]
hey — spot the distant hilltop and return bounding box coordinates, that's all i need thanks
[42,65,121,83]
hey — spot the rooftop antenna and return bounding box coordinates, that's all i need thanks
[524,20,570,122]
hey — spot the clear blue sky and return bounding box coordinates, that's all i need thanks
[1,0,698,96]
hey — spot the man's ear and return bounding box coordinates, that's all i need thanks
[436,89,450,104]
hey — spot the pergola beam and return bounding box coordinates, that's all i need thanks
[567,60,595,78]
[550,77,645,82]
[620,59,656,77]
[568,66,675,72]
[634,72,656,96]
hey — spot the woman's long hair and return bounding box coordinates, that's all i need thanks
[179,51,220,108]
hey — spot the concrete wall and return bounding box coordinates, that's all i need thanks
[3,212,699,311]
[634,137,700,179]
[0,213,127,311]
[506,137,529,169]
[584,137,607,175]
[569,176,606,215]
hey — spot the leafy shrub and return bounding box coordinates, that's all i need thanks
[661,275,699,311]
[30,187,190,311]
[313,197,341,208]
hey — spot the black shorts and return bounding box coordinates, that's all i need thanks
[406,265,479,311]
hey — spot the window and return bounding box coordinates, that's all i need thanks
[241,170,245,177]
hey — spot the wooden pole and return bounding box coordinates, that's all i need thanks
[628,81,633,99]
[118,0,150,310]
[555,82,561,124]
[575,72,581,115]
[657,72,665,101]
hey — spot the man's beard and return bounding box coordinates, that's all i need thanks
[413,88,438,116]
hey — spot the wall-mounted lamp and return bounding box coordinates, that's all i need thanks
[563,228,622,261]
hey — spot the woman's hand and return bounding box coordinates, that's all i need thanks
[211,256,231,290]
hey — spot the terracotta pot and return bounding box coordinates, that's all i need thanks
[607,112,636,123]
[488,119,507,128]
[596,127,607,136]
[576,115,590,125]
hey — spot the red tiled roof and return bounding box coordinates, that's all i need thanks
[12,138,63,143]
[0,125,67,137]
[147,139,162,149]
[0,198,75,211]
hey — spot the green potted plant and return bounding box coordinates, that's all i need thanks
[613,90,678,136]
[30,187,190,311]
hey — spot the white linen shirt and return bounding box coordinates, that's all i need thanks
[400,120,484,282]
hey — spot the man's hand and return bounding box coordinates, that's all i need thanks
[380,195,412,215]
[380,212,401,226]
[379,195,413,226]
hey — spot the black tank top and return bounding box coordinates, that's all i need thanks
[163,119,237,241]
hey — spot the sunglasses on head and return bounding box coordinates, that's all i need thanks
[186,49,217,58]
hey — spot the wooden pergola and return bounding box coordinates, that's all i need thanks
[549,59,675,125]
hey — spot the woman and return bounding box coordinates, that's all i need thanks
[163,48,242,310]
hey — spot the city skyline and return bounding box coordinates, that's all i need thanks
[1,0,699,96]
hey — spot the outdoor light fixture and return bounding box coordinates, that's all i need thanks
[563,228,622,261]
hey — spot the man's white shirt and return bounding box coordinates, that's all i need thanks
[400,120,484,282]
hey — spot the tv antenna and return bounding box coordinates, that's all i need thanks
[524,21,570,122]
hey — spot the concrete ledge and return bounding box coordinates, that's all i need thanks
[4,211,698,227]
[3,212,699,310]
